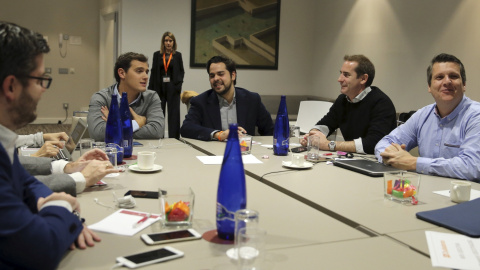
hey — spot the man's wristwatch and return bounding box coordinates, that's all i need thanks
[72,210,85,223]
[328,141,336,151]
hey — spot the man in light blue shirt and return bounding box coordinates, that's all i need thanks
[375,53,480,181]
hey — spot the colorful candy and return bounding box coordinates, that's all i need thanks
[386,179,417,199]
[164,200,190,221]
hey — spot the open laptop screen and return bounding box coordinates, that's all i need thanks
[56,118,87,160]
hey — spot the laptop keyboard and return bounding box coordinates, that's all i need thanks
[55,149,68,160]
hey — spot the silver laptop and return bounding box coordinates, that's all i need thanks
[333,159,405,177]
[56,118,88,161]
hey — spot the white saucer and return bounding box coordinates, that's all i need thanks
[282,160,313,169]
[129,164,163,173]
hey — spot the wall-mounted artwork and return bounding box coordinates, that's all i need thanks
[190,0,281,70]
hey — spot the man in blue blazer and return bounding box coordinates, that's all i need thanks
[0,21,102,269]
[180,56,274,141]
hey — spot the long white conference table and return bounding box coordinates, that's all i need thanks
[57,138,445,269]
[183,136,478,256]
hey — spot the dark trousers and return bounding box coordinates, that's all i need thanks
[159,83,180,139]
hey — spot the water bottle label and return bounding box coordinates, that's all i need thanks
[216,202,236,221]
[282,138,289,146]
[123,140,128,148]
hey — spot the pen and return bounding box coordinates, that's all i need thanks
[322,153,333,156]
[133,213,151,228]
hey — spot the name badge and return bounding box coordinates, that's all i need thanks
[163,76,170,83]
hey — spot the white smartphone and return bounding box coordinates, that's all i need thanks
[116,246,183,268]
[141,229,202,245]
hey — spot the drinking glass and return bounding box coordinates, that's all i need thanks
[227,209,259,260]
[79,138,94,155]
[306,135,321,161]
[106,143,124,164]
[104,146,117,167]
[93,141,106,151]
[236,227,267,270]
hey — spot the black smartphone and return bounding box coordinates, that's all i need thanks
[133,141,144,147]
[141,229,202,245]
[125,190,159,199]
[291,146,307,153]
[116,246,183,268]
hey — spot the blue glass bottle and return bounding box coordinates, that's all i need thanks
[273,95,289,155]
[105,94,123,163]
[216,123,246,240]
[120,92,133,158]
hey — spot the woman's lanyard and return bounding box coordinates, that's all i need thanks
[163,53,172,75]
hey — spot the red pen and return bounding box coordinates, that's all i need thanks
[133,213,151,228]
[322,153,333,156]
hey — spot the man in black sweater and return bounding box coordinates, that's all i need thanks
[301,55,396,154]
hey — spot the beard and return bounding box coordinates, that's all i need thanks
[216,80,233,97]
[10,88,38,129]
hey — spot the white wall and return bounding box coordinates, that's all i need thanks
[120,0,316,123]
[120,0,316,95]
[121,0,480,115]
[312,0,480,113]
[3,0,480,123]
[0,0,100,123]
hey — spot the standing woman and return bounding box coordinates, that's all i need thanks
[148,31,185,139]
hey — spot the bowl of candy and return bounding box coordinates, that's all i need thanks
[159,187,195,227]
[239,134,252,155]
[384,172,420,205]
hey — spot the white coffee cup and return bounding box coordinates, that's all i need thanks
[450,180,471,203]
[291,153,304,167]
[137,151,156,170]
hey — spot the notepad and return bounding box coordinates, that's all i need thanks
[88,209,161,236]
[416,198,480,238]
[196,155,263,165]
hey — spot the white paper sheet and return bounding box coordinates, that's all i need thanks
[88,209,161,236]
[196,154,263,165]
[426,231,480,270]
[433,189,480,201]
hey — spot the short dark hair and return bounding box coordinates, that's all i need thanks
[114,52,148,83]
[343,55,375,87]
[206,55,237,85]
[427,53,466,86]
[0,21,50,87]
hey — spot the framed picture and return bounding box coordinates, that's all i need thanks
[190,0,281,70]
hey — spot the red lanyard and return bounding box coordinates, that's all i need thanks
[163,53,172,73]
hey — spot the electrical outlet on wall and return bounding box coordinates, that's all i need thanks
[63,103,69,110]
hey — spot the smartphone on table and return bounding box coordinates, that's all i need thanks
[124,190,159,199]
[133,141,144,147]
[291,146,307,153]
[116,246,183,268]
[141,229,202,245]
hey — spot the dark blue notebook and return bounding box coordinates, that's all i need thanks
[416,198,480,238]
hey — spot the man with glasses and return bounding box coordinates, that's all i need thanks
[25,74,52,88]
[0,21,102,269]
